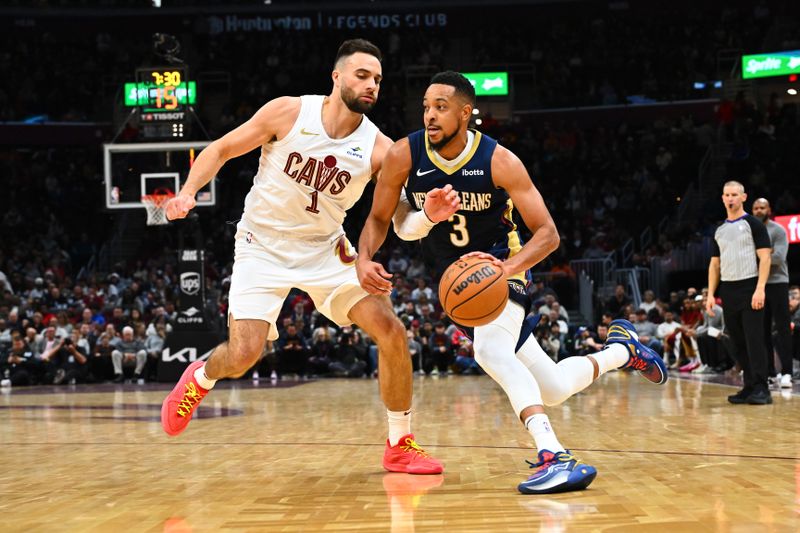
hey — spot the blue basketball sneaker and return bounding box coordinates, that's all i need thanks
[606,319,668,385]
[518,450,597,495]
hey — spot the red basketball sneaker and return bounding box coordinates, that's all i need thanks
[383,434,444,474]
[161,360,210,436]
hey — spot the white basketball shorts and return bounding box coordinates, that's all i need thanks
[228,228,369,340]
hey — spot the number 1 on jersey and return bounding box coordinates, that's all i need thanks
[449,213,469,246]
[306,190,320,214]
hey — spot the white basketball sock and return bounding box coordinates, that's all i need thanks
[594,344,631,373]
[387,409,411,446]
[194,364,217,390]
[524,413,565,453]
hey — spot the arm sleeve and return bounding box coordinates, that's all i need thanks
[392,189,437,241]
[747,215,772,249]
[711,234,720,257]
[770,224,789,266]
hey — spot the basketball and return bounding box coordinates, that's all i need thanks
[438,256,509,327]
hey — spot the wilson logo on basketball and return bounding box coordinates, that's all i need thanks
[452,266,497,295]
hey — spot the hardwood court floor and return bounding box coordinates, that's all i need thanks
[1,372,799,532]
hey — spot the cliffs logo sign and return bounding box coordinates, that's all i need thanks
[452,266,497,295]
[180,272,201,295]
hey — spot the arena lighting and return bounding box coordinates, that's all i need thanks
[475,118,483,125]
[472,108,480,115]
[790,74,798,82]
[788,88,798,96]
[774,215,800,244]
[742,50,800,79]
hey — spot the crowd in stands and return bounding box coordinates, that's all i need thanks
[4,238,799,388]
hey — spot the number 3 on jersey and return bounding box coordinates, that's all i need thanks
[449,214,469,246]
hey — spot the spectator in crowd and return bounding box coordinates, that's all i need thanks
[536,319,562,361]
[573,326,603,357]
[656,311,682,366]
[677,297,703,372]
[406,329,423,374]
[111,326,146,383]
[329,328,367,378]
[91,332,115,382]
[410,278,434,303]
[694,294,731,374]
[631,309,662,354]
[24,327,43,358]
[1,336,38,387]
[45,329,89,385]
[427,322,453,376]
[605,284,632,318]
[308,327,336,376]
[639,290,657,313]
[277,323,309,378]
[144,324,167,380]
[453,335,479,375]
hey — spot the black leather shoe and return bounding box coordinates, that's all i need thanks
[728,387,752,404]
[746,387,773,405]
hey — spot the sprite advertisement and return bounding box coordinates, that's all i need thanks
[741,50,800,79]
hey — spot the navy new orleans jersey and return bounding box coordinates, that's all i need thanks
[405,128,534,327]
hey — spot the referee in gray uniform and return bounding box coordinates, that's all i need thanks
[707,181,772,405]
[753,198,792,388]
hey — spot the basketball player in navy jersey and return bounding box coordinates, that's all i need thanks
[357,71,667,493]
[160,39,442,475]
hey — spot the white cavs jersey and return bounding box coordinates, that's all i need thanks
[238,94,379,240]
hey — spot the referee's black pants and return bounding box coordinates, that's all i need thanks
[719,278,768,390]
[764,282,792,376]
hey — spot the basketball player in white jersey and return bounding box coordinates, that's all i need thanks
[159,39,443,475]
[358,71,667,492]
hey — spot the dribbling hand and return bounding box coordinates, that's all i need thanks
[356,259,393,295]
[423,184,461,222]
[460,251,512,278]
[165,194,197,221]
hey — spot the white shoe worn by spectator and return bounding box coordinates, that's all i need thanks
[780,374,793,389]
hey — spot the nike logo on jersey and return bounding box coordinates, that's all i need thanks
[300,128,319,136]
[416,168,436,176]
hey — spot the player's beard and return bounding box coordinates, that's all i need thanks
[341,84,376,114]
[428,126,459,151]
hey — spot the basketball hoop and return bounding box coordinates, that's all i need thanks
[142,188,175,226]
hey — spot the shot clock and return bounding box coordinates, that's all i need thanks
[124,67,196,112]
[123,66,196,138]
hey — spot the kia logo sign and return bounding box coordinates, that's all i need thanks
[774,215,800,244]
[180,272,201,295]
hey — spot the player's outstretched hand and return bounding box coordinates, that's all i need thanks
[356,259,393,295]
[423,184,461,222]
[165,193,197,221]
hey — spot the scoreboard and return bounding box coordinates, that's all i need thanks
[123,67,196,138]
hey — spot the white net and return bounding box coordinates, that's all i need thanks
[142,194,173,226]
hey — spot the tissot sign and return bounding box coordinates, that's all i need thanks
[774,215,800,244]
